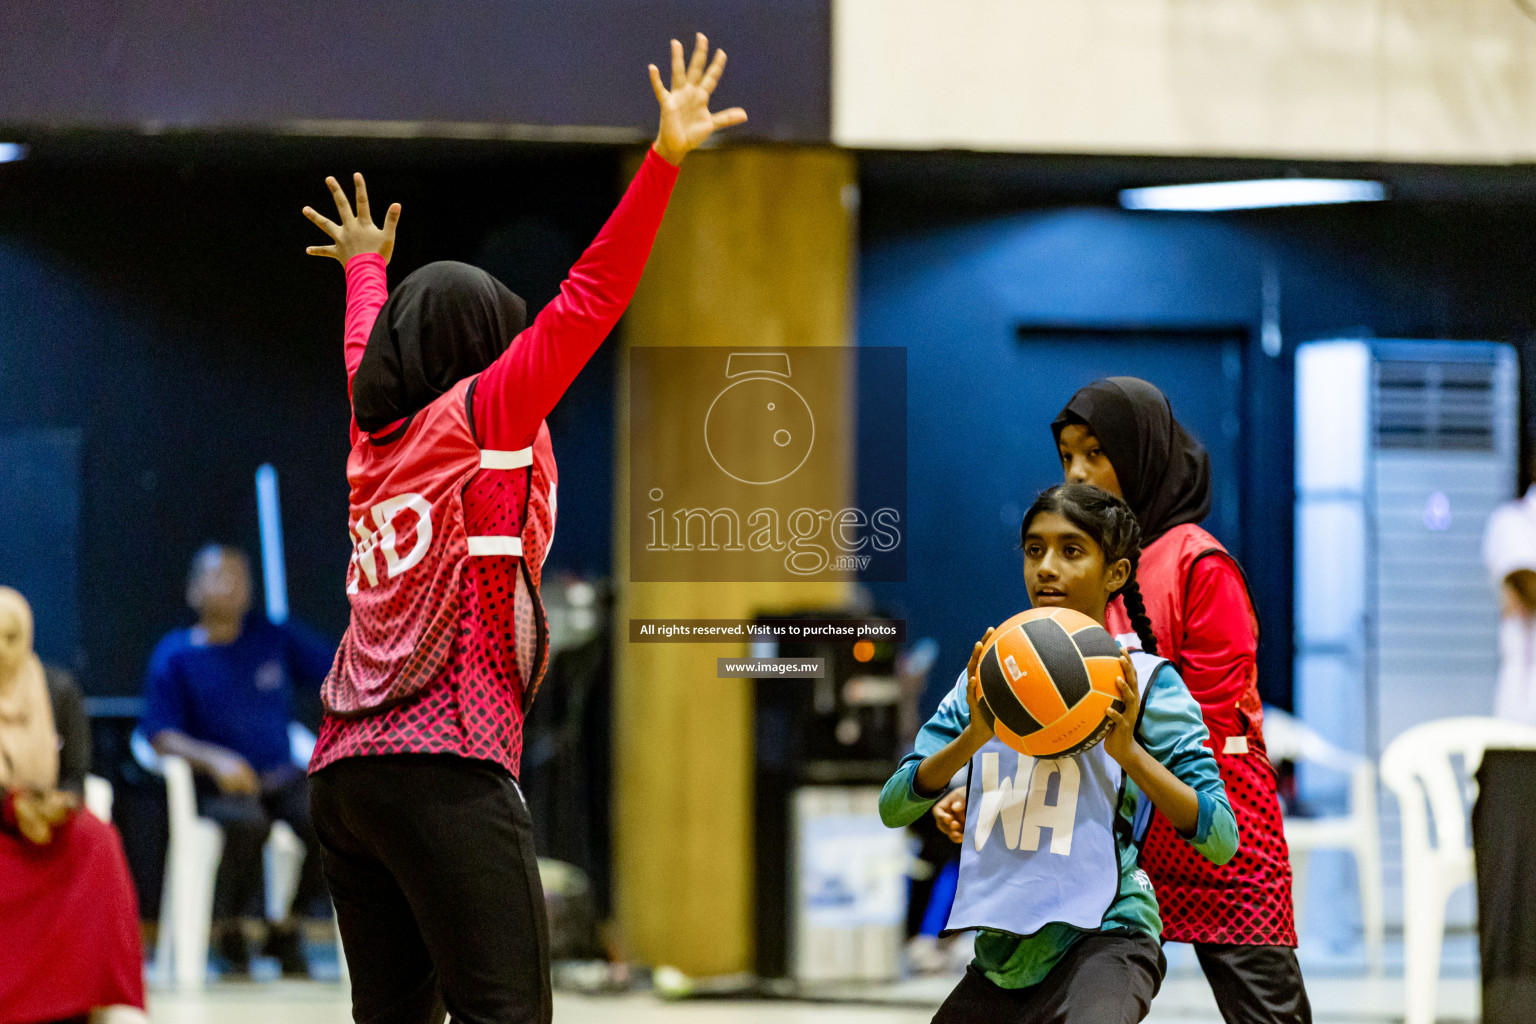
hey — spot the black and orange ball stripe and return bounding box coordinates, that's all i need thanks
[975,608,1126,758]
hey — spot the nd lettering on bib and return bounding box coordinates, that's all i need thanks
[946,650,1164,937]
[324,374,558,718]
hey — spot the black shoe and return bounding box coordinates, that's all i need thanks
[212,925,251,977]
[263,923,310,978]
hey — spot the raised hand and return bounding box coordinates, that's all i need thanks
[649,33,748,165]
[303,172,401,265]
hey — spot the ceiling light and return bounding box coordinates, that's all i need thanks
[1120,178,1385,211]
[0,143,28,163]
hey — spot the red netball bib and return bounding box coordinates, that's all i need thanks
[323,375,556,717]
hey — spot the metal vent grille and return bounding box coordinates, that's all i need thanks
[1374,358,1498,451]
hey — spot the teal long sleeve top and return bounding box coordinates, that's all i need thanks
[880,662,1239,989]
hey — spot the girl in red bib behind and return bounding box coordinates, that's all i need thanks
[300,36,745,1024]
[1053,377,1309,1024]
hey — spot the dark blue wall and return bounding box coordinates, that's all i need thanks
[0,139,621,694]
[0,1,829,143]
[0,429,82,668]
[858,194,1536,714]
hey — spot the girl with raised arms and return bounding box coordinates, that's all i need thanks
[299,35,744,1024]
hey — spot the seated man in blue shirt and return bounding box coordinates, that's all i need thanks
[140,544,335,976]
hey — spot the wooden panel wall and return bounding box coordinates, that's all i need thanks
[613,146,856,975]
[835,0,1536,162]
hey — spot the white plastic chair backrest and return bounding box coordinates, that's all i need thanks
[1262,705,1364,774]
[83,774,113,823]
[130,728,163,775]
[1380,717,1536,855]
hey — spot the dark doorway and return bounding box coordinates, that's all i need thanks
[1013,325,1247,558]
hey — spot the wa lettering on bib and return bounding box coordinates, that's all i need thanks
[946,650,1163,937]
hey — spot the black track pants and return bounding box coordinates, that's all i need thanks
[931,932,1165,1024]
[310,754,552,1024]
[1194,942,1312,1024]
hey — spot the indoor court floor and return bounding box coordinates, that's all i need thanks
[142,937,1481,1024]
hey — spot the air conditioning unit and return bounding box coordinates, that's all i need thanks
[1294,339,1518,931]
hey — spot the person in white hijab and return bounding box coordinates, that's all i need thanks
[0,586,147,1021]
[0,586,77,844]
[1483,473,1536,727]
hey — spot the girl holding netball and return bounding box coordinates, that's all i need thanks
[299,35,744,1024]
[882,484,1238,1024]
[941,379,1308,1022]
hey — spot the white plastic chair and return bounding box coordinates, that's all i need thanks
[153,750,225,990]
[279,724,348,984]
[132,725,313,989]
[84,773,114,823]
[1262,707,1384,972]
[1380,717,1536,1024]
[263,723,317,923]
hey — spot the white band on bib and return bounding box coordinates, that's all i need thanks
[480,448,534,470]
[467,536,523,557]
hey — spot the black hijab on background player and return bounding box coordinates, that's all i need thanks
[351,261,527,433]
[1052,376,1212,543]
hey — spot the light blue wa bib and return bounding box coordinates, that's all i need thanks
[946,649,1165,937]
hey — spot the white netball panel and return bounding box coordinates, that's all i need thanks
[467,536,523,557]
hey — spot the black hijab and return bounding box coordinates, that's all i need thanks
[1051,376,1211,543]
[352,261,527,433]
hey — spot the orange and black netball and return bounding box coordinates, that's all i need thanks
[975,607,1127,758]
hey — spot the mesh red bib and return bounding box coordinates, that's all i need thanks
[1107,523,1263,741]
[1107,524,1295,946]
[323,375,556,717]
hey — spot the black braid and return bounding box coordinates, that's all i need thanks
[1020,482,1159,654]
[1120,550,1159,656]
